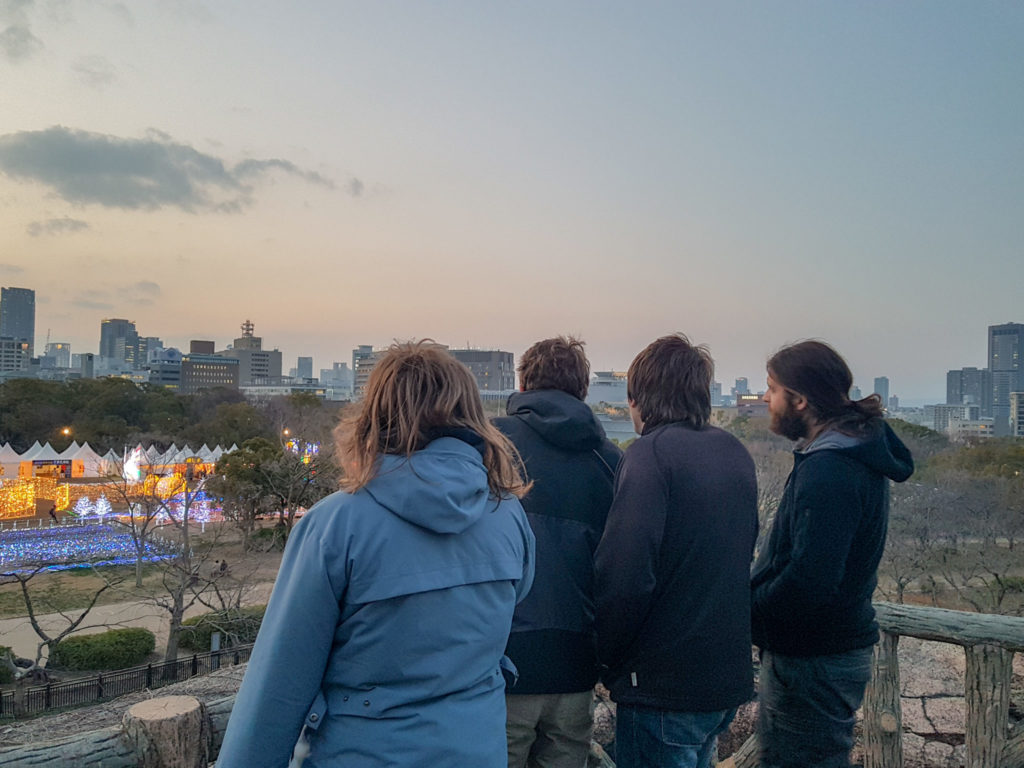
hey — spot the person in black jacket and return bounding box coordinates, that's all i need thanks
[752,340,913,768]
[495,336,622,768]
[594,334,758,768]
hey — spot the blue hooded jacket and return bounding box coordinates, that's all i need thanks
[217,437,535,768]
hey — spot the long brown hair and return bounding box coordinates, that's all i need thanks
[767,340,884,432]
[335,341,529,498]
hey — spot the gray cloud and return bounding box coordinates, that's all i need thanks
[0,127,338,213]
[348,177,364,197]
[0,263,24,275]
[0,23,41,61]
[26,216,90,236]
[133,280,160,295]
[73,55,116,87]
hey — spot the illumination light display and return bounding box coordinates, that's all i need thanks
[0,524,179,574]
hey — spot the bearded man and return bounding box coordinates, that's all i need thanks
[752,340,913,768]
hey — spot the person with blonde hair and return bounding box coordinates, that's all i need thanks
[217,341,535,768]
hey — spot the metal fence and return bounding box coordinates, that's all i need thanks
[2,644,253,719]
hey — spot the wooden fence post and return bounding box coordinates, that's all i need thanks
[964,643,1012,768]
[863,632,902,768]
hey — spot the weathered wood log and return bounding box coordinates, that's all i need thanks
[729,733,759,768]
[875,603,1024,652]
[863,631,902,768]
[207,693,235,758]
[0,726,136,767]
[964,644,1013,768]
[122,696,209,768]
[1001,728,1024,767]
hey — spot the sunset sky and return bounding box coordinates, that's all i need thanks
[2,2,1022,402]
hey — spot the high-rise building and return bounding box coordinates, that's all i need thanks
[296,356,314,381]
[45,342,72,368]
[217,320,282,385]
[449,349,515,392]
[946,367,991,412]
[1010,392,1024,438]
[352,345,380,398]
[989,323,1024,436]
[733,377,750,396]
[0,337,31,373]
[99,318,138,362]
[873,377,889,406]
[0,287,35,358]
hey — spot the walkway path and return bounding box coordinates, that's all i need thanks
[0,582,275,662]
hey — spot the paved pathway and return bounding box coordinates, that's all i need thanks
[0,582,274,662]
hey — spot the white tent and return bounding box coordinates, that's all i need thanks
[58,441,81,459]
[70,442,107,477]
[18,441,44,462]
[0,443,21,479]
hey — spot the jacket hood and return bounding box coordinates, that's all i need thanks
[364,437,493,534]
[801,420,914,482]
[506,389,607,452]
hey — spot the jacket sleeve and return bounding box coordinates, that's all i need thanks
[512,498,536,603]
[751,453,864,620]
[216,506,345,768]
[593,440,667,669]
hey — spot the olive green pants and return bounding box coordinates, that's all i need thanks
[506,691,595,768]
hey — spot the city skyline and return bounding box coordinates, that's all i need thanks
[2,3,1022,402]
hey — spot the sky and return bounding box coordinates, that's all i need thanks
[2,2,1022,404]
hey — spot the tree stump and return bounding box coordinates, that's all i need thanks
[122,695,210,768]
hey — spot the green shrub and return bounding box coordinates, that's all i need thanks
[49,628,155,671]
[179,606,266,651]
[249,526,287,551]
[0,646,14,684]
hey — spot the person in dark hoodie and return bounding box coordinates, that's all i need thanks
[752,340,914,768]
[495,336,621,768]
[595,334,758,768]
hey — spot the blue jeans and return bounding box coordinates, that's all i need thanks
[757,647,874,768]
[614,704,736,768]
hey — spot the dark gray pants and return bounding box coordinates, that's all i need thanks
[757,647,873,768]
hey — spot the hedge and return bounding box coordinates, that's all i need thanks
[179,606,266,651]
[0,646,14,683]
[49,628,156,671]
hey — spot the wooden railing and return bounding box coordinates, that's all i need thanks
[729,602,1024,768]
[1,603,1021,768]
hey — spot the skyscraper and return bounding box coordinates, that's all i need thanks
[946,367,991,412]
[989,322,1024,436]
[296,356,314,380]
[99,318,138,361]
[873,377,890,408]
[0,287,35,358]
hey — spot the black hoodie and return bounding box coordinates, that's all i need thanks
[494,389,622,694]
[751,420,914,656]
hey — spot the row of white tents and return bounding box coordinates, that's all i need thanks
[0,441,239,479]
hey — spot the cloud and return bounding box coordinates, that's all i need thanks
[348,177,364,197]
[132,280,160,295]
[26,216,89,236]
[0,263,24,275]
[233,158,334,190]
[73,55,116,87]
[0,126,338,213]
[0,23,41,61]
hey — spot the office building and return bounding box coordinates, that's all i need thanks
[1010,392,1024,438]
[989,323,1024,436]
[449,348,515,392]
[180,354,239,394]
[190,340,216,355]
[352,345,381,398]
[873,377,890,408]
[946,367,991,412]
[0,337,31,373]
[217,320,283,385]
[45,342,72,368]
[296,356,314,381]
[0,287,35,358]
[733,377,750,397]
